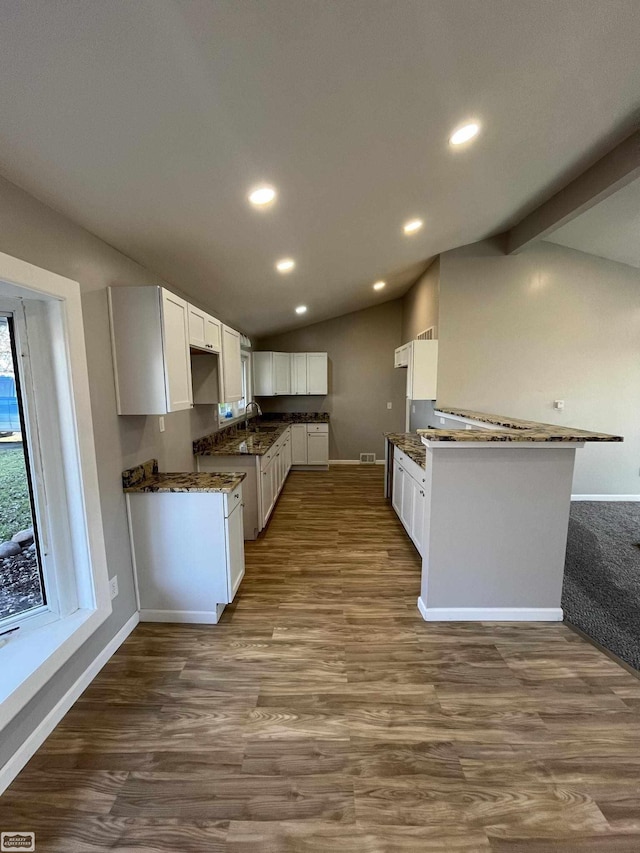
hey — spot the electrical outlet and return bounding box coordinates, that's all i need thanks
[159,416,165,432]
[109,575,118,600]
[412,405,416,414]
[387,402,392,410]
[439,417,445,424]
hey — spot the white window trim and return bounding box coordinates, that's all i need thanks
[0,251,111,732]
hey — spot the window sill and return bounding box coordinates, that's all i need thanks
[0,605,111,731]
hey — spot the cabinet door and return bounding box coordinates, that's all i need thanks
[188,304,207,349]
[221,325,242,402]
[285,433,292,474]
[291,353,307,395]
[260,458,274,527]
[392,459,403,516]
[412,483,426,556]
[161,290,193,412]
[306,353,328,395]
[291,424,308,464]
[225,501,245,602]
[205,316,222,353]
[400,468,414,532]
[274,352,291,395]
[307,431,329,465]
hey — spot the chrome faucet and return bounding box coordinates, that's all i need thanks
[244,400,262,432]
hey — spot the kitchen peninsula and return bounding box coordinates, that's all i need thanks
[386,407,622,623]
[195,413,330,539]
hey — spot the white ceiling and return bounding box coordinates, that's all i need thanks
[0,1,639,336]
[547,177,640,270]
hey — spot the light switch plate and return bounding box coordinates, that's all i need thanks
[387,402,392,409]
[159,416,165,432]
[109,575,118,600]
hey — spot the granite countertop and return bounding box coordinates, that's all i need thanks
[193,413,330,457]
[418,406,624,443]
[122,459,246,493]
[384,433,426,467]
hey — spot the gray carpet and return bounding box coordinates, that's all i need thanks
[562,501,640,671]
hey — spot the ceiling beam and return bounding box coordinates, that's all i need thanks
[506,129,640,254]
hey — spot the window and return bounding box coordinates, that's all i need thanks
[218,352,252,423]
[0,314,46,629]
[0,251,111,733]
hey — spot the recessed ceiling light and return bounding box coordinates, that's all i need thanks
[373,281,386,291]
[449,122,480,146]
[248,184,277,207]
[403,219,423,235]
[276,258,295,273]
[295,305,307,315]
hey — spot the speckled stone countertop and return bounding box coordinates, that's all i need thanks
[418,407,624,443]
[384,433,426,467]
[122,459,246,493]
[194,413,329,457]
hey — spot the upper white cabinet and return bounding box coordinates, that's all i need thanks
[394,343,410,368]
[108,286,193,415]
[188,304,222,354]
[253,352,291,396]
[221,325,242,403]
[205,316,222,353]
[395,340,438,400]
[255,351,328,396]
[306,353,328,395]
[291,353,308,395]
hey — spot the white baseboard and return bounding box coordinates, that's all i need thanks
[571,494,640,501]
[139,608,222,624]
[417,596,563,622]
[0,611,139,795]
[329,459,385,465]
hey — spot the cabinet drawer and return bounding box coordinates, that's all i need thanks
[225,484,243,517]
[307,423,328,433]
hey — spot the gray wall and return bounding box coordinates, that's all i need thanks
[258,301,406,460]
[437,239,640,496]
[0,174,221,769]
[401,257,439,343]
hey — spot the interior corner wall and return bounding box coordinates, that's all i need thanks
[437,239,640,496]
[0,174,220,771]
[257,300,406,460]
[401,257,440,342]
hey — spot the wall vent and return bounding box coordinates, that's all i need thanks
[416,326,436,341]
[359,453,376,464]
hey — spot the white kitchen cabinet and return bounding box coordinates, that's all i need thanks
[127,485,245,623]
[274,352,291,395]
[291,423,308,464]
[255,351,327,396]
[394,343,410,368]
[189,305,222,354]
[205,316,222,353]
[253,351,290,396]
[306,424,329,465]
[188,304,207,349]
[307,352,328,395]
[392,458,403,516]
[391,446,427,556]
[411,482,426,555]
[221,324,242,402]
[108,286,193,415]
[260,454,275,528]
[291,352,308,395]
[394,340,438,401]
[400,465,414,531]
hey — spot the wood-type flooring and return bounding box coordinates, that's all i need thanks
[2,466,640,851]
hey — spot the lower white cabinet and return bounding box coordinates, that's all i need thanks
[291,423,329,466]
[259,426,293,528]
[127,486,245,624]
[391,449,427,556]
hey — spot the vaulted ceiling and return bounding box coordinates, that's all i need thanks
[0,0,638,335]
